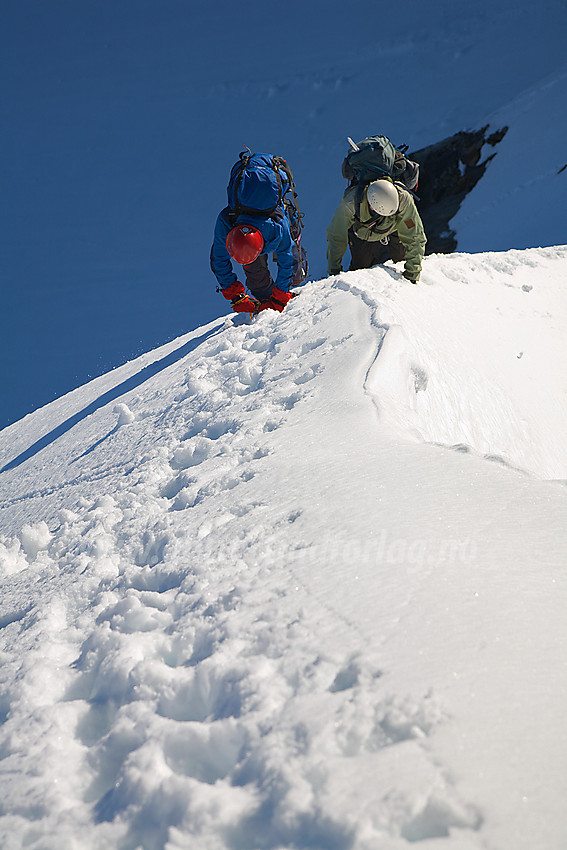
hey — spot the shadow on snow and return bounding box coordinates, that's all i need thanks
[0,323,225,474]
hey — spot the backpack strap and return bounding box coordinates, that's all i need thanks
[393,179,420,202]
[229,150,251,217]
[353,180,388,225]
[354,182,366,222]
[354,207,391,233]
[274,156,304,228]
[352,160,395,221]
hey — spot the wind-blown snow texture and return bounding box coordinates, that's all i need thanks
[1,248,566,849]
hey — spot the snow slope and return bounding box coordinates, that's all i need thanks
[1,247,567,850]
[454,66,567,253]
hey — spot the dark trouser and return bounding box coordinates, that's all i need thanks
[243,227,308,300]
[243,254,273,300]
[348,228,405,270]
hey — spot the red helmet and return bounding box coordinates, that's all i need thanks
[226,224,265,265]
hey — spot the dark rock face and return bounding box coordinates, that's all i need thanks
[409,125,508,254]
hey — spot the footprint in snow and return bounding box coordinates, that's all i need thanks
[411,364,429,392]
[170,439,213,470]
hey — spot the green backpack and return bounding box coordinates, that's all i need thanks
[341,135,420,221]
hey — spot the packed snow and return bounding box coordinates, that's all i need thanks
[1,247,566,849]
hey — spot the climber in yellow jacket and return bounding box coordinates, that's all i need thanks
[326,177,426,283]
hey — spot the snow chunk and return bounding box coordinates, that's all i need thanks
[0,536,29,575]
[114,403,135,427]
[20,520,51,561]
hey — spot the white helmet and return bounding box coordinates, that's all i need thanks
[366,179,399,216]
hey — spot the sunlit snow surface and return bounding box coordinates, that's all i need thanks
[1,248,566,849]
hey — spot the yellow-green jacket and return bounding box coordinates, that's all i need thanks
[326,180,426,280]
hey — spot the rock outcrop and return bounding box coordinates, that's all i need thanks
[409,125,508,254]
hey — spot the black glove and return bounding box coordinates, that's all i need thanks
[402,270,418,284]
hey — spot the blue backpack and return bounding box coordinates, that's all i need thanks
[227,150,301,221]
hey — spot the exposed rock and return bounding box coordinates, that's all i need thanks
[409,125,508,254]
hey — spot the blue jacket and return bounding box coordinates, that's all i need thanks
[210,207,294,292]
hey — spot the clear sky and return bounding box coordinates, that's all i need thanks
[2,2,211,428]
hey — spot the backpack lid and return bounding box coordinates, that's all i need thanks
[344,136,398,183]
[227,152,291,216]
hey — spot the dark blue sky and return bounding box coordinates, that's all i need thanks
[2,2,221,429]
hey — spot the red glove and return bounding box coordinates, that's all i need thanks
[220,281,246,301]
[231,295,260,313]
[257,286,294,313]
[220,281,259,313]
